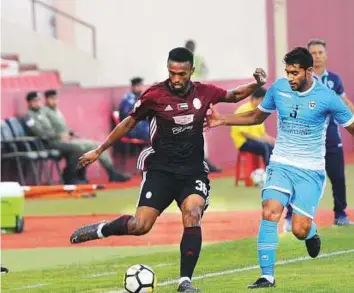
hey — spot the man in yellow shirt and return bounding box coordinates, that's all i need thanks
[231,87,275,165]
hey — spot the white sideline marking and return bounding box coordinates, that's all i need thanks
[12,264,174,290]
[13,250,354,291]
[153,263,173,268]
[85,272,117,278]
[111,263,172,269]
[107,249,354,293]
[14,283,49,290]
[84,263,173,279]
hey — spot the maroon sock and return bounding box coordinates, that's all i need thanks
[180,226,202,279]
[101,215,133,236]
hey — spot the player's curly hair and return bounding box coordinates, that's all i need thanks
[168,47,194,65]
[283,47,313,70]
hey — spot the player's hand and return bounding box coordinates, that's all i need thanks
[77,149,101,169]
[253,68,267,86]
[204,104,223,130]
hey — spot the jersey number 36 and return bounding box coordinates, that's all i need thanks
[195,180,208,196]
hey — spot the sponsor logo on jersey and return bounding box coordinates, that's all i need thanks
[164,105,173,111]
[193,98,202,110]
[278,91,292,98]
[309,101,316,110]
[327,80,334,89]
[177,103,188,110]
[172,114,194,125]
[172,125,193,135]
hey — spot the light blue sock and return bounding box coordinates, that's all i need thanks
[305,221,317,240]
[258,220,278,277]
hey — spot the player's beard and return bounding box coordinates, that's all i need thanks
[290,78,307,92]
[297,78,310,92]
[169,81,190,95]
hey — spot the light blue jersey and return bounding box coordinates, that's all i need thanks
[259,78,354,171]
[259,78,354,218]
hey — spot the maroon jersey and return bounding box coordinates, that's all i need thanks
[130,80,227,175]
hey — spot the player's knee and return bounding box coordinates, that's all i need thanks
[183,206,202,227]
[262,205,282,222]
[129,217,153,236]
[292,221,311,240]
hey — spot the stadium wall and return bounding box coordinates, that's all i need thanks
[2,0,269,86]
[286,0,354,152]
[1,0,55,37]
[1,19,101,87]
[2,0,353,182]
[67,0,269,85]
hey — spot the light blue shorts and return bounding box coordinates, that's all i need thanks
[262,162,326,219]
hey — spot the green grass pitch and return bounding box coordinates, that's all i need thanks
[1,165,354,292]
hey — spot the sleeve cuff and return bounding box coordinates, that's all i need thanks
[341,115,354,128]
[258,105,274,113]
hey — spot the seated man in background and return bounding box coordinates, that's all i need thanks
[231,87,275,166]
[43,89,130,182]
[24,91,84,184]
[119,77,149,141]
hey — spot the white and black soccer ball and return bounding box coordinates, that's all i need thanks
[250,168,266,187]
[124,264,156,293]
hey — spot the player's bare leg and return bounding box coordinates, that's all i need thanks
[70,206,159,244]
[177,194,205,292]
[292,213,320,258]
[248,199,283,289]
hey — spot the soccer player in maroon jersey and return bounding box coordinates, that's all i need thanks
[70,47,266,292]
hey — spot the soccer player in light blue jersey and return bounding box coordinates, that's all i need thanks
[284,40,354,229]
[206,47,354,289]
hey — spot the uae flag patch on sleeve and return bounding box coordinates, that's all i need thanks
[177,103,188,110]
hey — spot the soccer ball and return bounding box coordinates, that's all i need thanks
[250,168,266,187]
[124,264,156,293]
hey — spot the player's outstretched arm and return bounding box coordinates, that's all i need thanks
[345,120,354,135]
[220,68,267,103]
[77,116,137,168]
[206,104,270,128]
[342,94,354,113]
[330,91,354,136]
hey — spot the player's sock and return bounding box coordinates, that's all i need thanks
[101,215,133,237]
[305,221,317,240]
[178,277,191,286]
[258,220,278,278]
[261,275,275,283]
[180,226,202,279]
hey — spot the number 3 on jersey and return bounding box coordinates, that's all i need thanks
[195,180,208,195]
[290,104,299,118]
